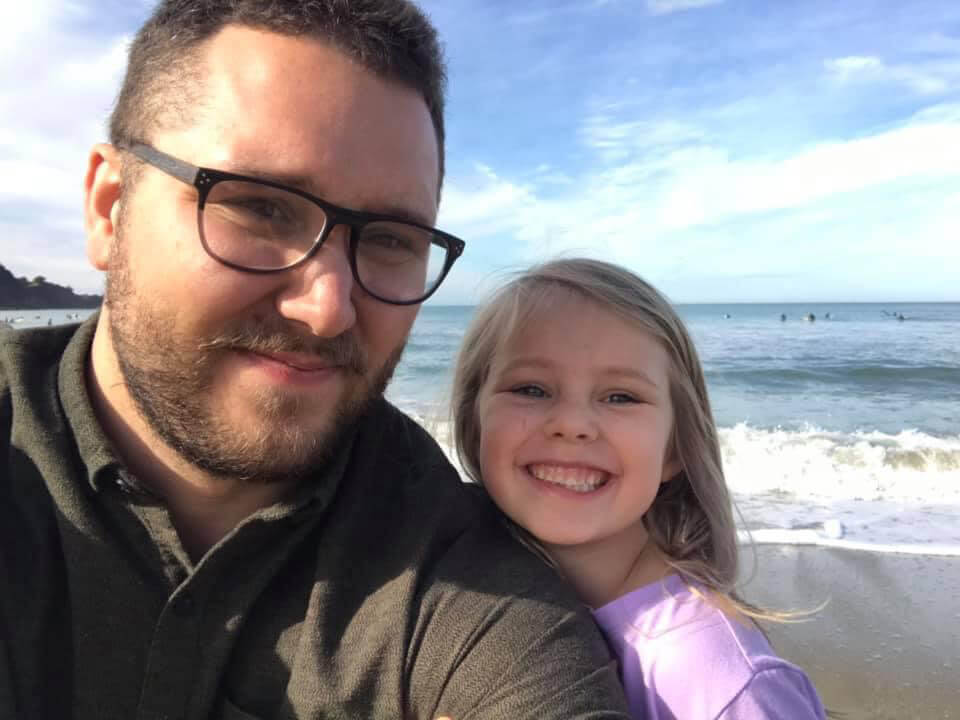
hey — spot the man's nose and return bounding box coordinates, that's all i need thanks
[275,229,357,337]
[543,399,599,442]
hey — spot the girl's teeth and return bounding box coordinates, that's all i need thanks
[528,464,608,493]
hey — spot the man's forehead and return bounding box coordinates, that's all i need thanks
[169,25,440,218]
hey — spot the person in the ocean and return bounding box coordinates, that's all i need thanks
[451,258,827,719]
[0,2,629,718]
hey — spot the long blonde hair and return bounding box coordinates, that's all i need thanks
[452,259,740,597]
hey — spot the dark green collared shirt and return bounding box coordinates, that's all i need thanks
[0,318,629,720]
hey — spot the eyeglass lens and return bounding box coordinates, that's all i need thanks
[200,180,449,302]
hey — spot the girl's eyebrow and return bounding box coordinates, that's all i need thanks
[496,357,553,375]
[497,357,662,389]
[600,367,662,389]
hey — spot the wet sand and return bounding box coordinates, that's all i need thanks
[739,545,959,720]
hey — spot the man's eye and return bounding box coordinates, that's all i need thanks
[225,197,291,221]
[365,233,411,250]
[510,384,547,398]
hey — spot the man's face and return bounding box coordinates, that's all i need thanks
[104,27,440,483]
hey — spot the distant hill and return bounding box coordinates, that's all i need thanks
[0,264,102,309]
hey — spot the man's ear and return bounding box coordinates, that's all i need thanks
[84,143,124,271]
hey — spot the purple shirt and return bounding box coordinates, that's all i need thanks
[592,575,826,720]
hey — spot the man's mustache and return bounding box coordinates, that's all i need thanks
[198,321,367,375]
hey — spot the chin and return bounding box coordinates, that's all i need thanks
[522,525,593,549]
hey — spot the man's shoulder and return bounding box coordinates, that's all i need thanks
[370,399,451,470]
[0,323,80,385]
[405,489,625,717]
[434,503,585,609]
[0,323,81,428]
[359,399,472,502]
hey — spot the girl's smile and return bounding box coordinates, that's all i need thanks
[526,462,611,494]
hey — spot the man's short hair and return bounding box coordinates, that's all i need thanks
[109,0,448,186]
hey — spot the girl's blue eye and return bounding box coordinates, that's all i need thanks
[510,384,546,398]
[606,392,639,404]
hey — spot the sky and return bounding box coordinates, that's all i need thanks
[1,0,959,304]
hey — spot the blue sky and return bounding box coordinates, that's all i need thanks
[1,0,958,303]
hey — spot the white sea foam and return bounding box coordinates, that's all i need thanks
[719,423,960,503]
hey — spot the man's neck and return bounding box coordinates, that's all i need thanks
[86,314,296,560]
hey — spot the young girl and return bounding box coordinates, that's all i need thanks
[451,258,826,719]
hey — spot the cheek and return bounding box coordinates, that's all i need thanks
[125,229,232,304]
[476,421,495,476]
[476,406,506,477]
[182,271,279,334]
[128,194,198,265]
[477,428,514,504]
[357,301,416,356]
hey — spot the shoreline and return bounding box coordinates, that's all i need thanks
[742,527,960,557]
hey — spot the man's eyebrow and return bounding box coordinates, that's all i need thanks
[218,164,435,226]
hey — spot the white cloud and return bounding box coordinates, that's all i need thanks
[582,118,705,149]
[59,35,130,91]
[0,2,128,291]
[652,116,960,228]
[576,103,960,231]
[581,117,707,163]
[824,55,950,95]
[646,0,724,16]
[439,164,539,235]
[436,102,960,302]
[824,56,884,76]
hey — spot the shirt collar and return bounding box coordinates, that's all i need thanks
[57,312,120,492]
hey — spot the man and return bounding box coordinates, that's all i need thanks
[0,1,630,718]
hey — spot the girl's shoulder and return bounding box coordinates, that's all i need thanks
[593,574,736,644]
[593,575,825,719]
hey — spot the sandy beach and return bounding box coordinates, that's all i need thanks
[739,544,959,720]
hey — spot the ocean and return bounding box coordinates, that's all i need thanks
[388,302,960,554]
[6,303,960,551]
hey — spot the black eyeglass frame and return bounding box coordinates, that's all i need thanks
[119,142,465,306]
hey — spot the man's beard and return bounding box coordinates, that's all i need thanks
[104,236,402,485]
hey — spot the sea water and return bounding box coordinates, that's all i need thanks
[388,303,960,553]
[8,303,959,551]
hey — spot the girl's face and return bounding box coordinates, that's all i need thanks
[477,295,680,553]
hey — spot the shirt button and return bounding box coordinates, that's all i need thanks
[172,593,196,617]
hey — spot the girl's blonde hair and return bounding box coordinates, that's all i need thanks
[452,258,739,597]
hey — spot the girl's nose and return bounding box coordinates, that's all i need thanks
[543,401,599,442]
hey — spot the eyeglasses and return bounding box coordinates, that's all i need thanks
[119,142,465,305]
